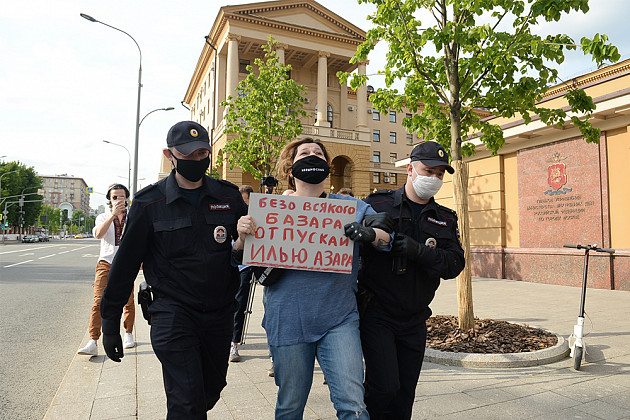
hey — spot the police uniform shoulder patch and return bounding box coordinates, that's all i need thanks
[216,179,239,190]
[133,182,158,199]
[436,203,457,216]
[367,189,394,198]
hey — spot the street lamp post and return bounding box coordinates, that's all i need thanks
[140,107,175,127]
[103,140,131,189]
[81,13,142,199]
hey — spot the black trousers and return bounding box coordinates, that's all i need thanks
[232,266,255,343]
[360,303,427,420]
[150,300,233,419]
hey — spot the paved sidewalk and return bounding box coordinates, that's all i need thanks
[45,275,630,419]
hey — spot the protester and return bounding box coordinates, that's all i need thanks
[358,141,465,419]
[229,185,255,363]
[99,121,248,418]
[237,137,394,419]
[77,183,135,357]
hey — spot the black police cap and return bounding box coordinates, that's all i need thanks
[166,121,211,156]
[410,141,454,174]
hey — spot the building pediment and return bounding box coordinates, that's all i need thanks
[221,0,366,42]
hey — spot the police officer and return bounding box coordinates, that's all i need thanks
[100,121,248,418]
[358,141,466,419]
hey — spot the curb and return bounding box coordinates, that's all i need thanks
[424,333,570,368]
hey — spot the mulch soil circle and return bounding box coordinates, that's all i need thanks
[426,315,558,354]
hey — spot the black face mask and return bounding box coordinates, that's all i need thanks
[291,155,330,184]
[172,155,210,182]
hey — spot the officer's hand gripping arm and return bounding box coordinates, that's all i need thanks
[363,212,395,233]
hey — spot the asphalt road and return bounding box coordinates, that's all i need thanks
[0,239,100,420]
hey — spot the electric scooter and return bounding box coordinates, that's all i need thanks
[563,243,615,370]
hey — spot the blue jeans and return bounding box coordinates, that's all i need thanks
[269,320,369,420]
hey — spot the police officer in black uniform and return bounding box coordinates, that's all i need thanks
[358,141,466,419]
[100,121,249,419]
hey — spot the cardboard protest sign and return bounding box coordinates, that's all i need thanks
[243,193,357,273]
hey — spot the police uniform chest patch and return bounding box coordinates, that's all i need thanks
[425,238,437,248]
[209,203,230,211]
[427,216,447,226]
[214,226,227,243]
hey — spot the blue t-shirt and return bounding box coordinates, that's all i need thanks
[262,194,377,346]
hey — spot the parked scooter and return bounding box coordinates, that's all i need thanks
[563,243,615,370]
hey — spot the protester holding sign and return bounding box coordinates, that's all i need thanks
[235,138,393,420]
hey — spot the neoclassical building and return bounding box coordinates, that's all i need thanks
[168,0,421,197]
[176,0,629,290]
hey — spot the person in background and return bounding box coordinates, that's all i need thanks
[229,185,255,363]
[358,141,465,419]
[238,137,394,419]
[77,183,135,357]
[338,187,354,197]
[99,121,248,418]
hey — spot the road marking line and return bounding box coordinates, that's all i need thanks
[19,253,35,257]
[0,244,87,255]
[4,259,34,268]
[58,250,71,254]
[39,254,57,259]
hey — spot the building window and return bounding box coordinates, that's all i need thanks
[390,132,397,143]
[383,172,391,183]
[373,151,381,163]
[314,104,333,125]
[406,133,413,145]
[373,129,380,142]
[373,109,380,120]
[390,152,397,163]
[405,113,412,121]
[373,172,380,184]
[389,111,396,122]
[239,59,250,74]
[391,173,397,184]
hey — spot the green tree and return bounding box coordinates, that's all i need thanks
[221,37,307,182]
[0,161,43,228]
[39,205,61,233]
[341,0,620,330]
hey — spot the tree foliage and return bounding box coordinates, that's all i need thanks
[0,161,42,227]
[221,37,307,180]
[342,0,620,157]
[340,0,619,329]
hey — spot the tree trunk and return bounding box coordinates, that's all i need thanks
[452,159,474,330]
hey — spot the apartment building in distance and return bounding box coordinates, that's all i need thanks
[40,175,90,216]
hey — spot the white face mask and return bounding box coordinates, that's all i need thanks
[412,164,443,200]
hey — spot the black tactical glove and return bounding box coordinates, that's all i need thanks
[344,222,376,243]
[391,233,424,261]
[363,212,395,233]
[103,333,124,362]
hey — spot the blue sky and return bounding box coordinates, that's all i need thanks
[1,0,628,209]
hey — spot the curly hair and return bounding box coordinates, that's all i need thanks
[276,138,330,190]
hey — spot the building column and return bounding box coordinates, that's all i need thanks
[216,52,227,124]
[225,33,241,106]
[356,60,368,129]
[340,77,349,129]
[276,43,288,65]
[315,51,330,127]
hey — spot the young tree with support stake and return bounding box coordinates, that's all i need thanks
[221,37,307,189]
[340,0,619,330]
